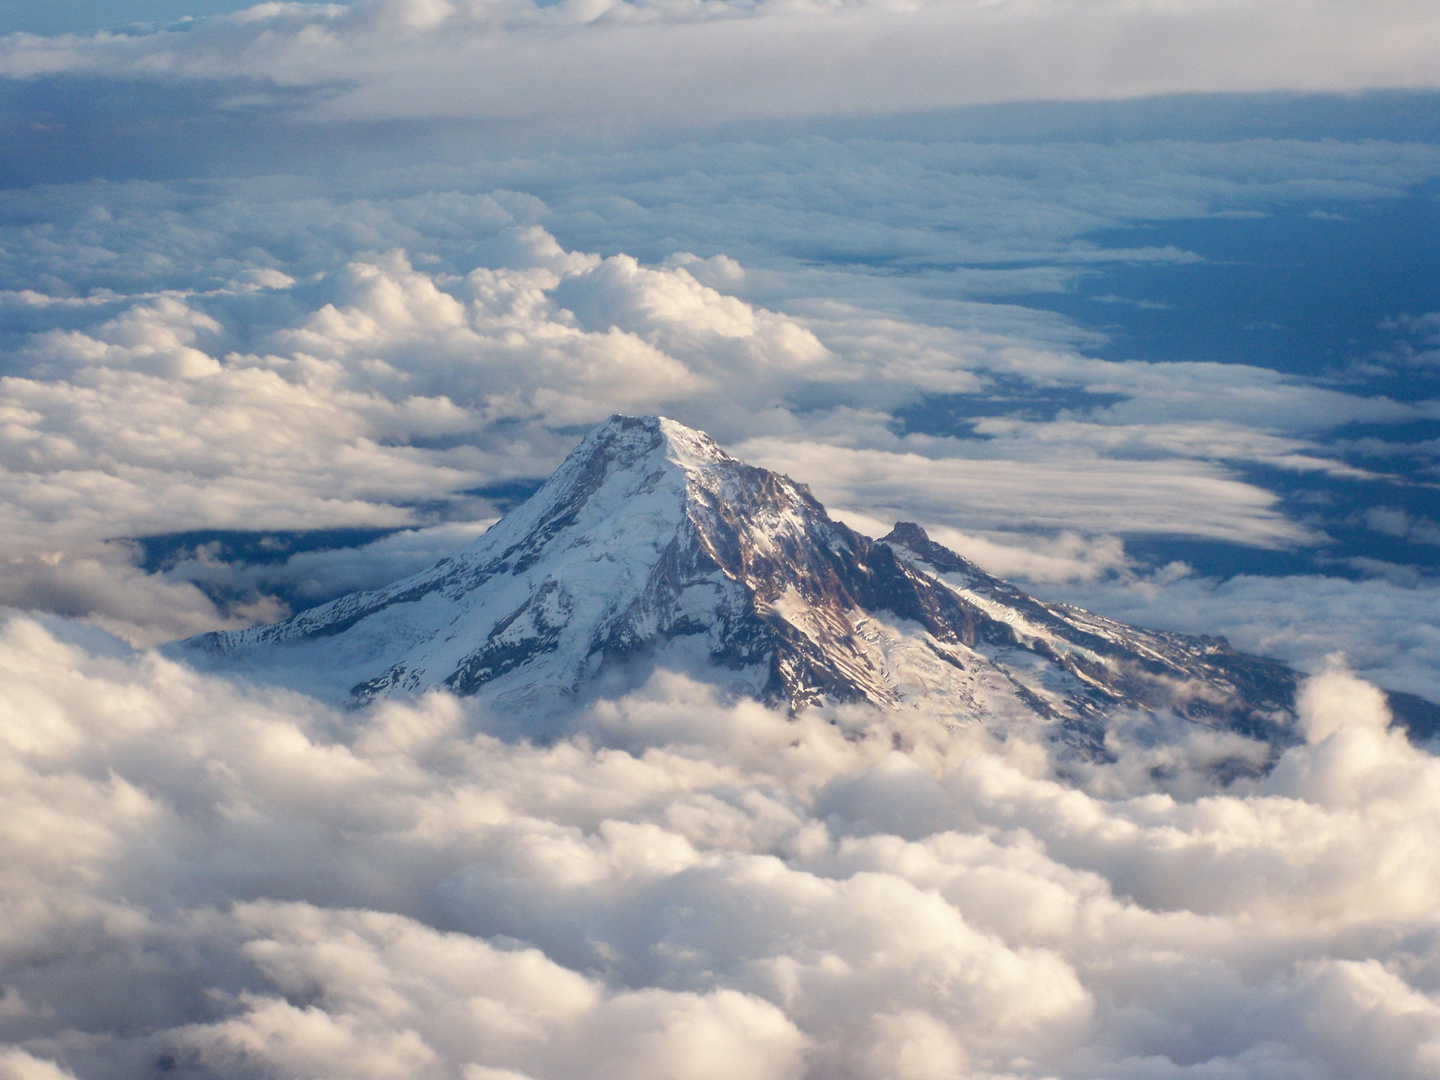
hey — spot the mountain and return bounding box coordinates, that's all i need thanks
[179,415,1429,756]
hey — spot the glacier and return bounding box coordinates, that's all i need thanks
[177,415,1322,759]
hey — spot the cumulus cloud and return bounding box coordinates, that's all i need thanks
[2,616,1440,1078]
[0,133,1431,667]
[0,193,1427,644]
[0,14,1435,1078]
[181,906,807,1080]
[0,0,1437,126]
[0,230,845,638]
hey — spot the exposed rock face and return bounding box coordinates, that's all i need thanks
[184,414,1305,754]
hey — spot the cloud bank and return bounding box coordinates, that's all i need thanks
[0,219,1404,639]
[0,160,1433,692]
[0,3,1436,1076]
[0,22,1436,1077]
[2,615,1440,1079]
[1,0,1438,125]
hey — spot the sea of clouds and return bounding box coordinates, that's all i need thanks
[3,614,1440,1079]
[1,203,1438,1069]
[2,2,1440,1076]
[0,159,1436,690]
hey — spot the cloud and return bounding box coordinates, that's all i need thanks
[0,23,1435,1080]
[1045,573,1440,702]
[2,616,1440,1078]
[0,1050,79,1080]
[1,0,1438,126]
[0,194,1428,642]
[980,419,1379,475]
[180,905,807,1080]
[153,521,497,612]
[3,136,1436,301]
[921,525,1135,585]
[738,437,1312,545]
[0,233,844,639]
[1356,506,1440,548]
[0,133,1433,653]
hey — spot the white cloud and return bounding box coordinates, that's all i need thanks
[922,525,1134,584]
[0,234,844,639]
[1,617,1439,1078]
[0,202,1427,642]
[4,138,1437,305]
[1,0,1438,125]
[738,437,1312,545]
[0,1050,79,1080]
[1044,573,1440,702]
[967,419,1385,478]
[156,521,497,611]
[180,905,807,1080]
[0,34,1434,1080]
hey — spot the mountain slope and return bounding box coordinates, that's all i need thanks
[182,415,1305,754]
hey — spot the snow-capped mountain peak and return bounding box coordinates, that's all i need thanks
[183,415,1306,755]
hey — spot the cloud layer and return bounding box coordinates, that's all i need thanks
[0,219,1403,638]
[1,0,1439,125]
[2,616,1440,1079]
[0,5,1437,1077]
[0,151,1433,690]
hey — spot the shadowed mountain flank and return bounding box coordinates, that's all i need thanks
[179,415,1364,758]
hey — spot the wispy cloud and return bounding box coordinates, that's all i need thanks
[2,0,1438,125]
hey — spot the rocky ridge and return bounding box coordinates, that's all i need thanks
[184,415,1348,755]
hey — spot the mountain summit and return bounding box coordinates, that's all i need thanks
[186,415,1308,753]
